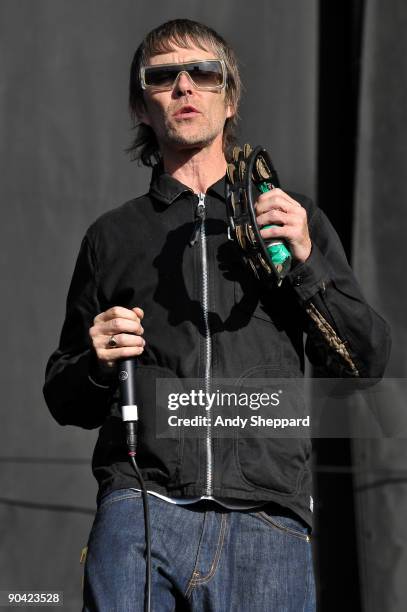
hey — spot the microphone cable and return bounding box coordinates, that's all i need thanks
[119,358,152,612]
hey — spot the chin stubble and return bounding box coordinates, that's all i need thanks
[164,120,218,148]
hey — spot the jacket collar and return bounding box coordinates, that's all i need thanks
[149,162,226,205]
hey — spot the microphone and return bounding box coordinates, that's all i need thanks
[118,357,152,612]
[118,358,138,455]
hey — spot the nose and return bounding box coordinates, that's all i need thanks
[173,71,195,96]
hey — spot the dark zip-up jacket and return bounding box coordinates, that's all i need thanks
[43,168,391,527]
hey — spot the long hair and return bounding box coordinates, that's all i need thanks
[127,19,242,166]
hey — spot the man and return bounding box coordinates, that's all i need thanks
[44,19,390,612]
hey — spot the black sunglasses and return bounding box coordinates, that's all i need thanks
[140,59,226,91]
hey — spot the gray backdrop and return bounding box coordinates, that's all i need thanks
[352,1,407,611]
[0,2,317,610]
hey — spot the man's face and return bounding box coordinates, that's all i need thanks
[137,43,234,153]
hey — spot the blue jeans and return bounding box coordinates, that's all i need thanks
[82,489,316,611]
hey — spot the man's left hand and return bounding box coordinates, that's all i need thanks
[255,188,312,264]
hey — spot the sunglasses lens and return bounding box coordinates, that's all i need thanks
[144,61,224,89]
[188,62,224,87]
[144,66,179,88]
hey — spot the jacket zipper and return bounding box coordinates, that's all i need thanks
[190,193,213,496]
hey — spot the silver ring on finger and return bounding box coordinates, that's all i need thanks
[107,335,118,348]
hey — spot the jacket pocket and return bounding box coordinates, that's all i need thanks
[235,437,309,495]
[233,366,311,495]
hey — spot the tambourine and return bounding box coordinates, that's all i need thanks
[225,144,292,287]
[226,145,360,377]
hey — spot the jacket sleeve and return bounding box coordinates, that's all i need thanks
[43,233,116,429]
[285,197,391,378]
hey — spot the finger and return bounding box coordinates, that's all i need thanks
[96,345,146,363]
[256,194,291,215]
[94,306,141,325]
[265,188,302,208]
[260,225,293,240]
[256,209,290,228]
[256,206,306,231]
[255,189,301,214]
[132,306,144,320]
[91,318,144,338]
[105,318,144,335]
[260,225,304,243]
[93,333,146,349]
[274,187,303,208]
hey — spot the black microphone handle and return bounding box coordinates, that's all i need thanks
[119,358,138,421]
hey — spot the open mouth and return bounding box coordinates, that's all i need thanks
[174,105,201,117]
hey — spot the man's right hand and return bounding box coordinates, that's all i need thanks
[89,306,145,365]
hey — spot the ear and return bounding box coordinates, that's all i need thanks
[225,103,235,120]
[135,99,151,126]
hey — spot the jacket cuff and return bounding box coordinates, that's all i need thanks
[88,352,117,388]
[286,243,331,302]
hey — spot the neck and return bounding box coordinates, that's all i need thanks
[161,136,227,194]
